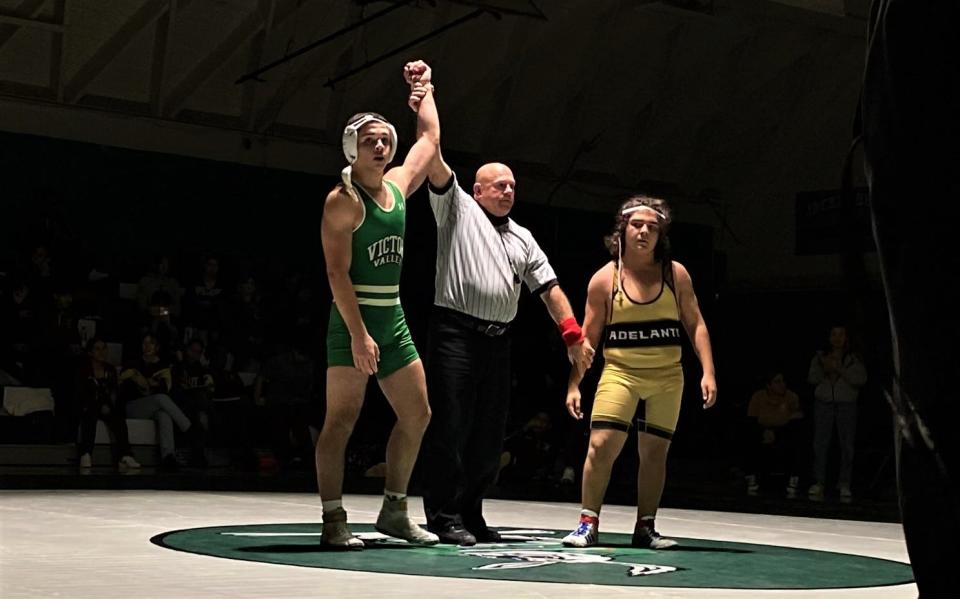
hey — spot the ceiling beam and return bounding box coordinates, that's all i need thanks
[242,0,278,129]
[49,0,68,101]
[63,0,170,104]
[162,2,271,118]
[0,13,63,32]
[0,0,51,50]
[252,2,407,133]
[766,0,845,16]
[149,0,180,115]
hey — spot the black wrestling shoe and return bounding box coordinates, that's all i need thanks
[631,519,678,549]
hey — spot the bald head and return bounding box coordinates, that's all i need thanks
[472,162,516,217]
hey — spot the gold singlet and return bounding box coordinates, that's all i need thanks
[591,261,684,438]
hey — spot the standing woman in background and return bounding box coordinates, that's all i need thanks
[807,324,866,502]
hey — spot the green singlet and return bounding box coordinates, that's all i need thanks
[326,179,418,377]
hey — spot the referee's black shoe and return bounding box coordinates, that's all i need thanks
[468,526,501,543]
[464,516,502,543]
[429,522,477,546]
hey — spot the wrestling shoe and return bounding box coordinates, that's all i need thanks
[839,484,853,504]
[562,514,599,548]
[118,455,141,471]
[632,519,678,549]
[375,500,439,545]
[808,483,825,502]
[321,507,364,550]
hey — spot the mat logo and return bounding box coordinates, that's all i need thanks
[461,549,677,577]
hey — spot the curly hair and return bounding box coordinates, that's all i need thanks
[604,195,673,262]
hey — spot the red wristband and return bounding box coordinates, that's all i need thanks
[558,317,584,347]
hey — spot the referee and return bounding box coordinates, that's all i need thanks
[417,148,594,544]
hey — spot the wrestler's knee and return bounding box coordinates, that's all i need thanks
[587,427,625,464]
[398,399,431,434]
[638,433,671,463]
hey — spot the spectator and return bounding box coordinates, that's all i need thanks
[172,338,214,466]
[266,271,320,347]
[142,290,180,361]
[207,350,256,468]
[807,324,867,502]
[120,333,196,470]
[1,278,38,382]
[499,411,561,485]
[223,274,264,372]
[183,256,224,344]
[253,337,317,468]
[33,284,84,435]
[136,255,182,317]
[76,337,140,471]
[744,370,804,497]
[26,244,55,306]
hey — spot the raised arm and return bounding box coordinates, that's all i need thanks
[321,189,379,375]
[565,265,611,420]
[405,61,451,189]
[673,261,717,408]
[427,146,454,188]
[384,60,439,198]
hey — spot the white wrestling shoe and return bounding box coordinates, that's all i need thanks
[375,500,439,545]
[321,507,364,550]
[118,455,141,471]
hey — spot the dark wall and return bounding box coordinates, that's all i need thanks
[2,131,891,468]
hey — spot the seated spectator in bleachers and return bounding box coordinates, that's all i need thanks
[173,338,213,465]
[136,255,182,318]
[142,291,180,362]
[120,333,196,470]
[183,256,225,345]
[265,270,302,332]
[206,348,257,468]
[223,273,264,373]
[1,278,38,382]
[253,336,317,468]
[745,370,804,497]
[27,244,55,307]
[265,272,320,349]
[499,411,562,485]
[76,337,140,471]
[34,284,85,438]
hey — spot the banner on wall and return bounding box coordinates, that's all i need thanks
[795,188,874,255]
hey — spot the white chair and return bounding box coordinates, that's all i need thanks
[2,387,54,416]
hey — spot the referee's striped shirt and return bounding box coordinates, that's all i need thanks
[428,173,558,323]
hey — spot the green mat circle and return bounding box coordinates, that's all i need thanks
[151,523,913,589]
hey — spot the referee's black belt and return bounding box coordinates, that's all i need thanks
[435,306,510,337]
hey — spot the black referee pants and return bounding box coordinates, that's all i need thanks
[863,2,960,594]
[421,308,511,530]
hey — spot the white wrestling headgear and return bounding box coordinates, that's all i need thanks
[621,204,667,220]
[342,114,398,165]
